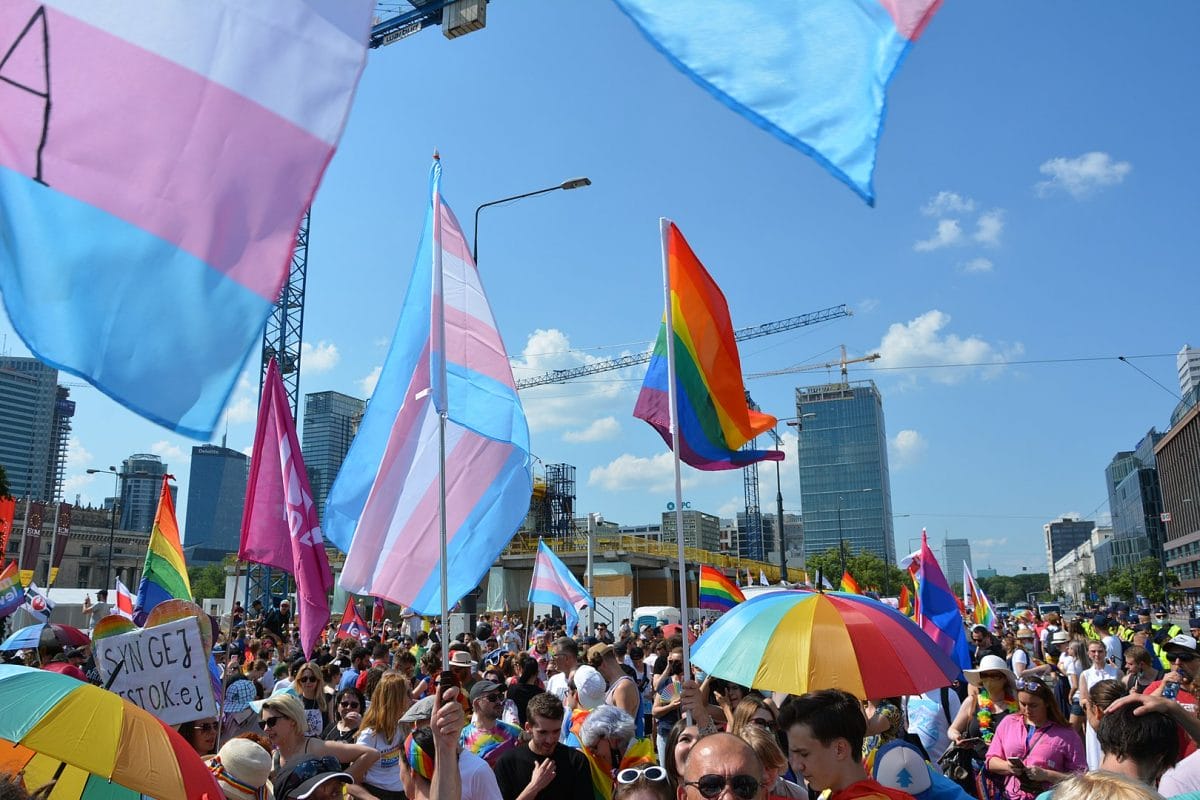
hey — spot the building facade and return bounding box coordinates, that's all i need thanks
[302,391,366,523]
[661,509,721,551]
[1180,344,1200,396]
[4,503,150,590]
[0,357,71,501]
[1104,430,1166,573]
[1052,525,1111,603]
[795,380,896,565]
[183,444,250,563]
[944,538,973,588]
[1044,517,1096,580]
[1158,399,1200,594]
[119,454,172,533]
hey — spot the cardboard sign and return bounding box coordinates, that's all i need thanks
[95,615,216,725]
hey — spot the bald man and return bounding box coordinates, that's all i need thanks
[678,733,765,800]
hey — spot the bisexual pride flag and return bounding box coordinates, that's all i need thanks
[0,2,373,437]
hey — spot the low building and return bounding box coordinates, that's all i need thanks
[1051,525,1111,603]
[4,503,150,591]
[661,509,720,551]
[1158,398,1200,597]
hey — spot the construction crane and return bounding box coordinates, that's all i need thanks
[747,344,880,382]
[515,304,851,390]
[370,1,488,47]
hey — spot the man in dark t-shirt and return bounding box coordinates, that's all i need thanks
[494,693,591,800]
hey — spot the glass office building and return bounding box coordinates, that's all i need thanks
[183,444,249,562]
[119,453,174,532]
[0,357,66,501]
[1105,429,1166,572]
[795,380,896,565]
[302,391,366,523]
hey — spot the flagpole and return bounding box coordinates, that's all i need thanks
[216,559,243,747]
[432,154,451,680]
[659,218,692,691]
[45,502,60,597]
[15,495,30,589]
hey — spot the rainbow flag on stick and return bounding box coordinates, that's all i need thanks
[963,562,997,631]
[633,221,784,470]
[839,571,862,595]
[699,565,745,611]
[132,475,190,623]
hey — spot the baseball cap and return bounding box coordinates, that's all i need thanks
[401,695,437,723]
[274,756,352,800]
[1165,634,1199,655]
[469,680,502,704]
[1189,618,1200,630]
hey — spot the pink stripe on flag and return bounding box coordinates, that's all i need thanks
[357,428,513,601]
[438,202,474,265]
[0,2,332,301]
[531,553,587,604]
[441,305,517,388]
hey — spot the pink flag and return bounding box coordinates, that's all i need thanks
[240,357,333,658]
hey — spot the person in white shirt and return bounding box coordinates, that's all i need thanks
[1079,639,1119,770]
[1098,618,1123,666]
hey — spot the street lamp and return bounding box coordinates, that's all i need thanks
[473,177,592,263]
[779,414,816,582]
[85,466,119,591]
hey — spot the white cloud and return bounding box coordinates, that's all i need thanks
[61,472,99,505]
[219,369,259,426]
[858,298,880,314]
[716,495,743,518]
[973,210,1004,246]
[300,340,340,373]
[589,452,678,492]
[66,436,93,469]
[358,366,382,398]
[876,310,1023,384]
[914,219,964,252]
[921,191,975,217]
[959,257,994,274]
[889,429,927,468]
[1036,152,1131,199]
[150,440,186,464]
[513,328,644,433]
[971,537,1009,549]
[241,445,254,458]
[563,417,621,444]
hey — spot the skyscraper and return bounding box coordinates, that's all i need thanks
[183,444,250,563]
[795,380,896,565]
[1044,517,1094,578]
[944,538,972,588]
[1104,429,1165,572]
[1179,344,1200,395]
[0,357,71,501]
[119,454,173,533]
[302,390,366,523]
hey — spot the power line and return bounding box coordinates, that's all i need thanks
[1118,355,1182,401]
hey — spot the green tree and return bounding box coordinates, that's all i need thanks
[188,563,228,602]
[1085,558,1178,606]
[977,573,1050,606]
[0,464,10,499]
[805,547,908,596]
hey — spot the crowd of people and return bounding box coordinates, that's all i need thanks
[6,601,1200,800]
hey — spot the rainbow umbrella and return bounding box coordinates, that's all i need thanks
[690,590,959,698]
[0,665,222,800]
[0,623,90,652]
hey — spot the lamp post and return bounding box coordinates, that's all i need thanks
[473,177,591,264]
[85,466,119,591]
[779,414,816,582]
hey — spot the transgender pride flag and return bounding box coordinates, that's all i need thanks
[325,158,533,616]
[0,1,373,437]
[528,540,593,636]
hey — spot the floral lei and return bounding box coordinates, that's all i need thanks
[977,689,1017,744]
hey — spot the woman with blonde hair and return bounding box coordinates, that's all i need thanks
[256,691,377,780]
[294,661,330,737]
[1049,771,1163,800]
[356,672,412,800]
[728,694,779,737]
[737,722,805,800]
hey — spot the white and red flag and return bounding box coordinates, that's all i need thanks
[240,357,333,658]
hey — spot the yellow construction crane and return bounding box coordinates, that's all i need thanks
[747,344,879,383]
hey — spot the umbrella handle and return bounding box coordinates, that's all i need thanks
[103,658,126,691]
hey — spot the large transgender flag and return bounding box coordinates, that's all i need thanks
[611,0,942,205]
[0,1,373,438]
[325,158,533,616]
[528,540,593,636]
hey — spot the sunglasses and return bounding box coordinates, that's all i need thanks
[684,774,761,800]
[339,701,360,709]
[483,693,504,703]
[1016,679,1045,693]
[1170,651,1200,663]
[748,718,777,731]
[299,676,319,684]
[618,766,668,785]
[259,716,287,730]
[980,672,1005,681]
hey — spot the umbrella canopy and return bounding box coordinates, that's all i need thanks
[0,665,222,800]
[690,590,959,698]
[0,623,91,652]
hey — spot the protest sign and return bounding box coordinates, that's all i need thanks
[94,614,216,725]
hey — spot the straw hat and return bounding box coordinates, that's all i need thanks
[963,655,1017,695]
[208,738,272,800]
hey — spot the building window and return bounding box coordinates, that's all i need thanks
[81,545,91,557]
[77,565,90,586]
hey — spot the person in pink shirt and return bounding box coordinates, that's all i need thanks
[984,677,1085,800]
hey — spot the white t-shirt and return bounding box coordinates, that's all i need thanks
[905,689,962,763]
[1057,653,1082,700]
[357,726,405,791]
[1160,748,1200,796]
[460,748,503,800]
[1079,663,1119,770]
[1103,634,1123,666]
[545,671,570,701]
[1011,648,1030,675]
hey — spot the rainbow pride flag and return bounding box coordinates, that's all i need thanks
[699,565,745,611]
[633,221,784,470]
[839,571,862,595]
[132,476,191,623]
[963,562,997,631]
[898,584,913,617]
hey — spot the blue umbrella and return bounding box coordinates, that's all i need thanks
[0,622,90,652]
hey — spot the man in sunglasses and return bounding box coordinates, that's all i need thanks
[779,689,916,800]
[680,733,766,800]
[1147,634,1200,715]
[461,680,524,767]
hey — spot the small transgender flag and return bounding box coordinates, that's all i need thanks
[528,539,592,635]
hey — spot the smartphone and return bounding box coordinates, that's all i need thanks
[1008,757,1026,771]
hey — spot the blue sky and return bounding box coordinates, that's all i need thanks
[3,3,1197,575]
